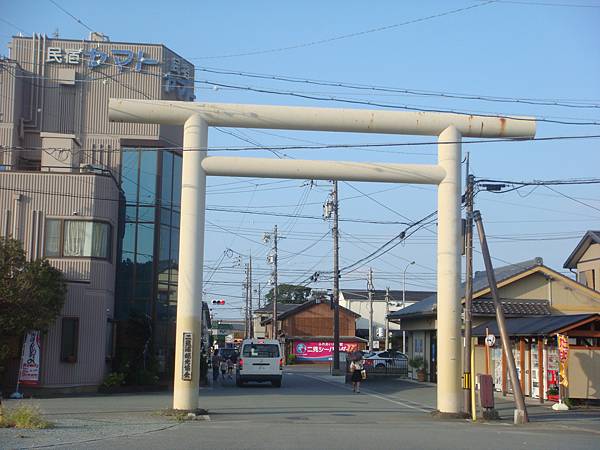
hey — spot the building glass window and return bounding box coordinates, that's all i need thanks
[116,148,183,378]
[44,219,61,257]
[61,317,79,363]
[44,220,111,260]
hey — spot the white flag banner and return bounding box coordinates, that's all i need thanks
[19,331,41,385]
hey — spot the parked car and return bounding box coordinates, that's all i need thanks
[363,351,408,369]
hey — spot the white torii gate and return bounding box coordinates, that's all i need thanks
[109,99,535,414]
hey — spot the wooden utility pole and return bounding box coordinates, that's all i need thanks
[463,172,474,416]
[332,181,341,373]
[473,210,529,424]
[368,268,374,351]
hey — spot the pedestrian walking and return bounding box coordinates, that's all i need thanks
[212,352,220,382]
[350,357,365,393]
[226,357,234,380]
[219,358,228,382]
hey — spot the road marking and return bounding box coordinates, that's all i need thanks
[299,374,433,413]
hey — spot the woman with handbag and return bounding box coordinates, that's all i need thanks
[350,357,365,393]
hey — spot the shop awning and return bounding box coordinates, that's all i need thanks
[471,314,599,337]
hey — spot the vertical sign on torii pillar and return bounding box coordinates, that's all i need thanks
[109,100,535,414]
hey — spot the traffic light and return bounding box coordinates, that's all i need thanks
[212,299,225,305]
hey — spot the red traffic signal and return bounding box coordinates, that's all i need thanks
[212,299,225,305]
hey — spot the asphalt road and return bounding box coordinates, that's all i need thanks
[2,366,599,449]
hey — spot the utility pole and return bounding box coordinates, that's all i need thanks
[264,226,279,338]
[474,210,529,424]
[244,262,249,338]
[325,181,341,374]
[384,287,390,350]
[256,282,261,309]
[402,261,415,354]
[368,268,374,351]
[249,255,253,339]
[463,159,474,416]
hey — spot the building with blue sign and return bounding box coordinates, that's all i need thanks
[0,32,197,391]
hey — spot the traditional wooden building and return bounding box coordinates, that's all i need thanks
[261,299,365,362]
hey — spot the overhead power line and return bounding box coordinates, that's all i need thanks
[198,67,600,109]
[48,0,95,32]
[199,80,600,126]
[191,1,496,60]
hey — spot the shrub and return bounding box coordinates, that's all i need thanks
[409,356,427,371]
[0,403,52,429]
[102,372,126,389]
[287,354,296,365]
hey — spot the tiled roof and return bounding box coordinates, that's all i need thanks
[261,298,360,325]
[471,299,551,316]
[254,302,301,314]
[389,258,545,319]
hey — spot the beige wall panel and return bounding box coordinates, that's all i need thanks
[41,285,109,387]
[550,282,600,314]
[568,349,600,399]
[496,272,549,300]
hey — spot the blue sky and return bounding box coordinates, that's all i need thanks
[2,1,600,318]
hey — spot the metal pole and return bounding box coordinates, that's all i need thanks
[272,225,278,339]
[368,268,374,351]
[244,263,249,339]
[173,114,207,412]
[473,210,529,424]
[385,287,390,351]
[249,255,253,339]
[463,173,474,416]
[436,126,462,414]
[402,261,415,355]
[332,181,341,374]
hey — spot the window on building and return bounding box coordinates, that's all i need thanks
[44,219,111,260]
[60,317,79,363]
[578,270,596,290]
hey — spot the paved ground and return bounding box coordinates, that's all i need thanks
[1,365,599,449]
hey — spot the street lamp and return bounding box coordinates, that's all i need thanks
[402,261,415,354]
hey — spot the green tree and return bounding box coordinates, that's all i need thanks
[0,239,67,374]
[265,284,311,304]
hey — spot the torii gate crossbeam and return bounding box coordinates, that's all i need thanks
[109,99,535,414]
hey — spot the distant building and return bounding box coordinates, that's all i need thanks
[0,33,195,391]
[339,289,435,346]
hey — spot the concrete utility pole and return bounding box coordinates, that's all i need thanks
[402,261,415,354]
[368,268,374,351]
[249,255,253,339]
[270,226,279,338]
[463,170,475,417]
[473,210,528,424]
[325,181,341,373]
[244,262,249,339]
[109,98,535,414]
[256,282,261,309]
[385,287,390,350]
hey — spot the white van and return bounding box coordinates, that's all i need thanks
[236,339,283,387]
